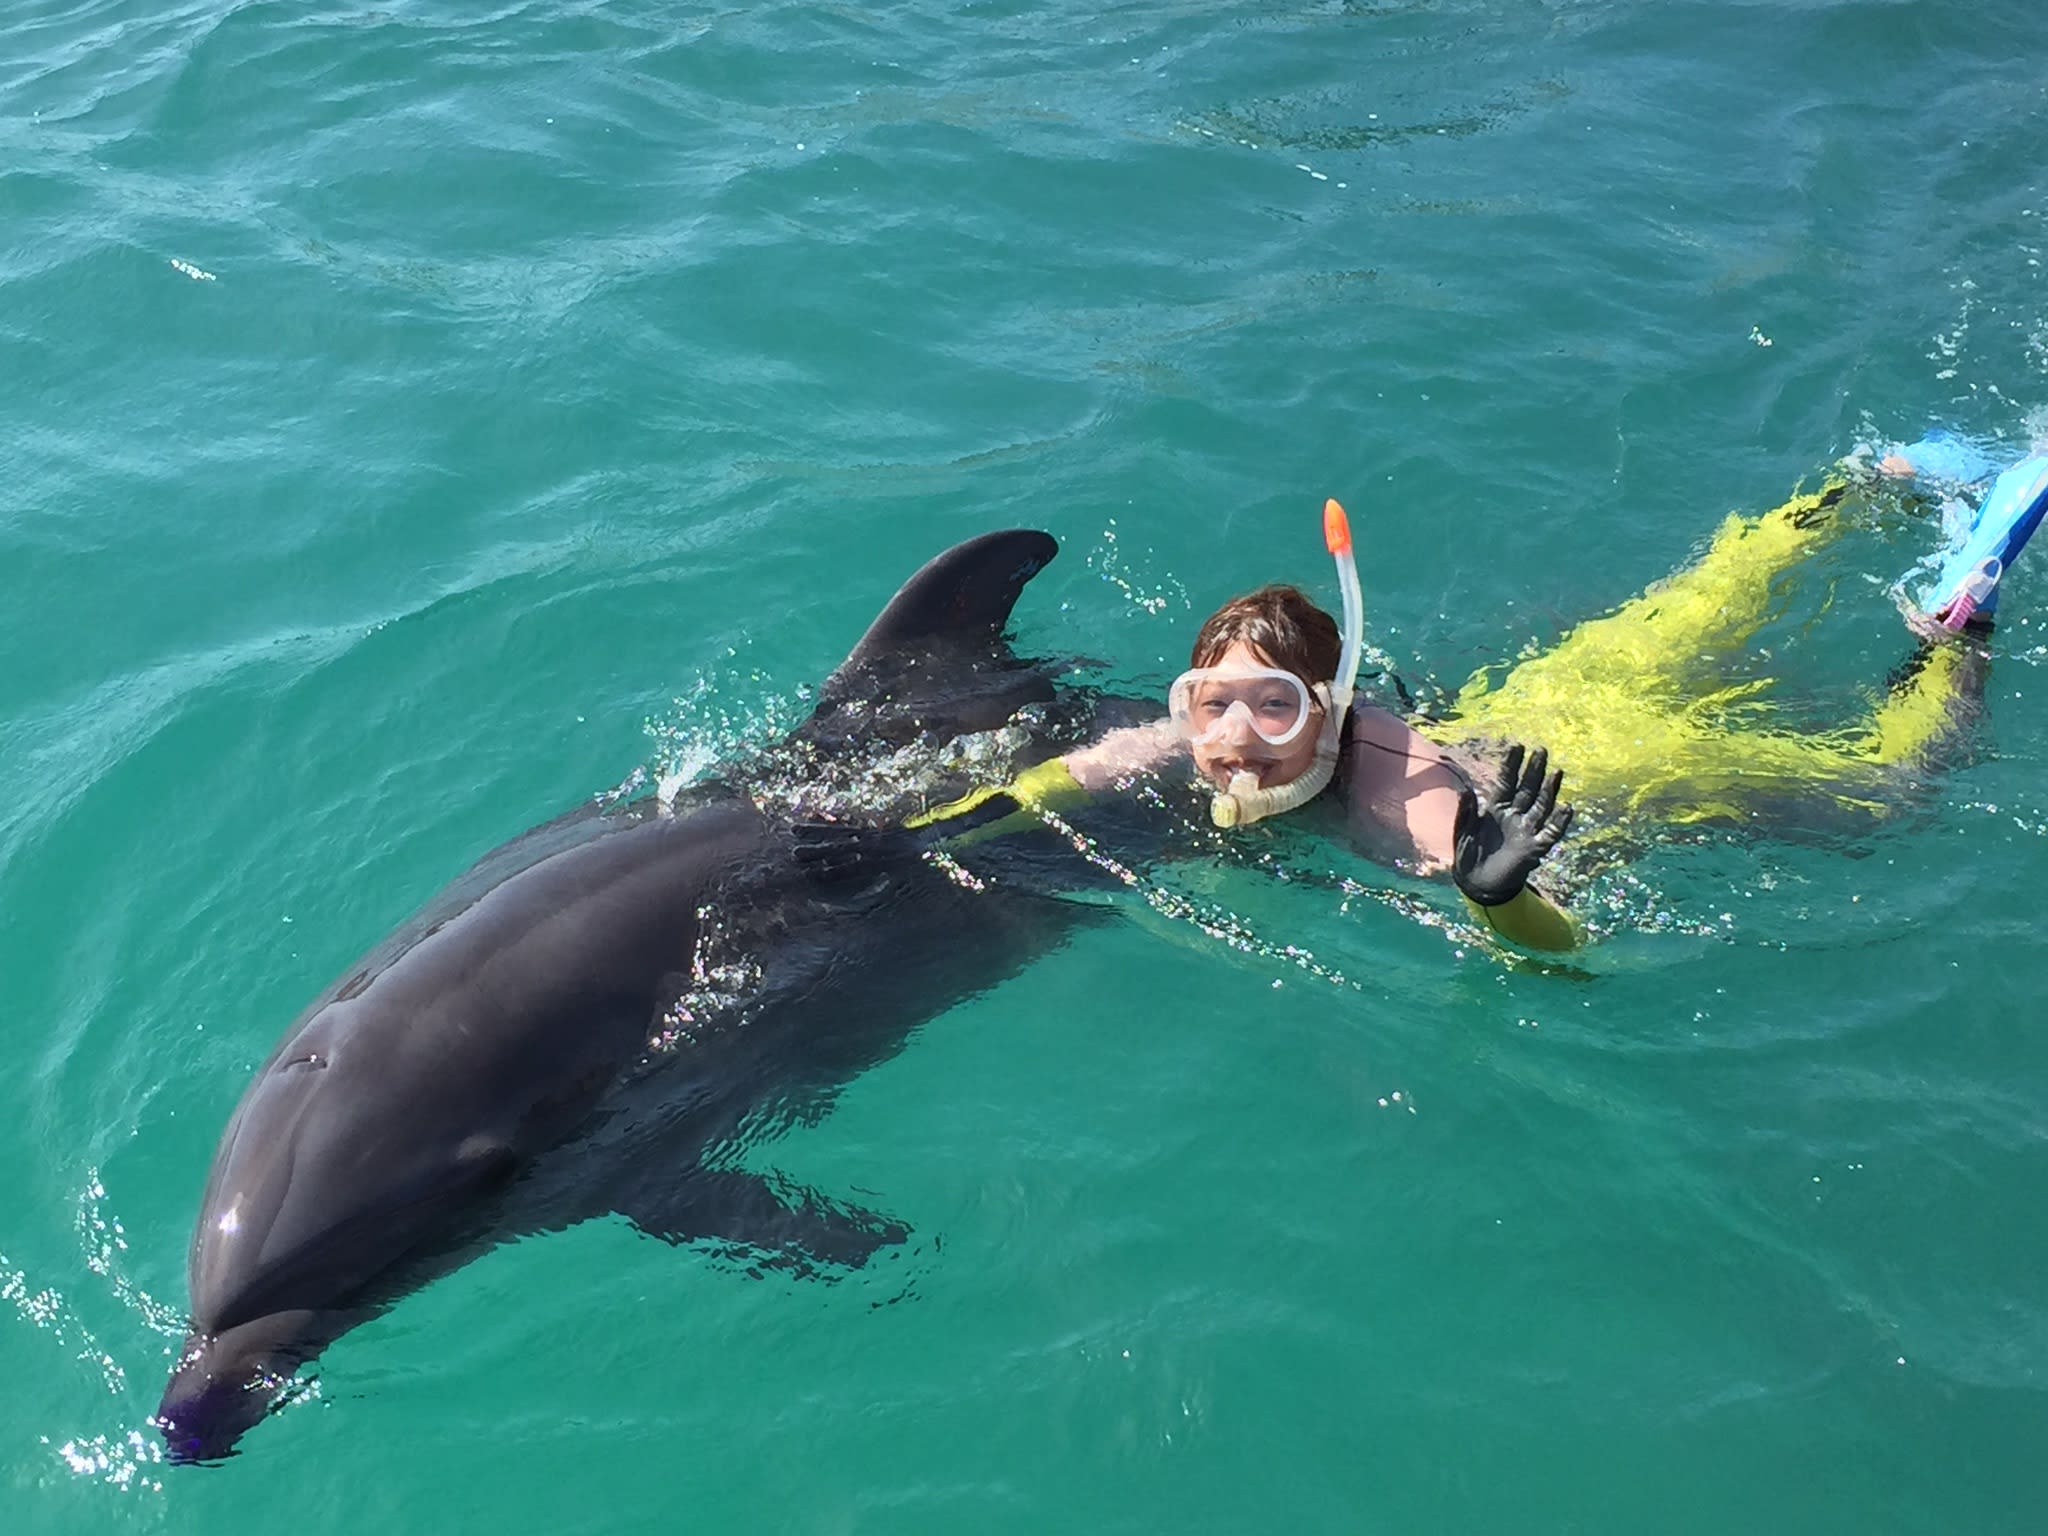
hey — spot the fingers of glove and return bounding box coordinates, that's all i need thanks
[791,821,849,859]
[1489,743,1525,806]
[1454,784,1479,834]
[1512,746,1549,813]
[1550,800,1575,842]
[1532,800,1575,851]
[1453,787,1481,872]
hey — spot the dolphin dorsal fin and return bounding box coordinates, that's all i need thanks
[802,529,1061,748]
[836,529,1057,670]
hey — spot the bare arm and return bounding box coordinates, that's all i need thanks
[1062,719,1183,792]
[1338,705,1469,872]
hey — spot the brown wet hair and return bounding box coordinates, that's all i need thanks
[1189,584,1341,689]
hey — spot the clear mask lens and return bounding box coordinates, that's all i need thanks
[1168,666,1315,747]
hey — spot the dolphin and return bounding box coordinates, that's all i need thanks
[156,529,1092,1462]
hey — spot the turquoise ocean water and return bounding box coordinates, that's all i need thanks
[6,0,2048,1527]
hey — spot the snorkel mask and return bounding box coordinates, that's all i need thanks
[1172,499,1366,829]
[1168,666,1321,751]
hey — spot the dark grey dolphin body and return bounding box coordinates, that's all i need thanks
[157,530,1090,1461]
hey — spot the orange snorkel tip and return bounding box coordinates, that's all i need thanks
[1323,497,1352,557]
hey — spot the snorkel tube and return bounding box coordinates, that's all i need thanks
[1324,496,1367,725]
[1211,499,1368,828]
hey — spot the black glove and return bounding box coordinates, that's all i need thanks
[1452,743,1574,906]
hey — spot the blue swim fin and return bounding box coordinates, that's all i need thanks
[1923,452,2048,623]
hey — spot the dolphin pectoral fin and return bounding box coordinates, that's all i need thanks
[616,1168,909,1273]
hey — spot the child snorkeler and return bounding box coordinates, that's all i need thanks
[917,501,1582,951]
[916,437,2048,954]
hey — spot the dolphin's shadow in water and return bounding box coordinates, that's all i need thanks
[155,530,1121,1462]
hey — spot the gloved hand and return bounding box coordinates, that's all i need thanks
[1452,742,1574,906]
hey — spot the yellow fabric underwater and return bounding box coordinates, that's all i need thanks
[1424,482,1970,824]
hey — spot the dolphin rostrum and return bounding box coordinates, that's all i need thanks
[157,530,1089,1461]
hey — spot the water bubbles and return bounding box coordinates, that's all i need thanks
[1088,519,1189,618]
[2,1173,187,1491]
[45,1427,164,1493]
[646,905,766,1056]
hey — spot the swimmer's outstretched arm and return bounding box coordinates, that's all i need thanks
[920,717,1584,949]
[902,723,1180,846]
[1062,721,1183,790]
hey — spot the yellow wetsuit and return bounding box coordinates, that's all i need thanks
[1423,480,1980,827]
